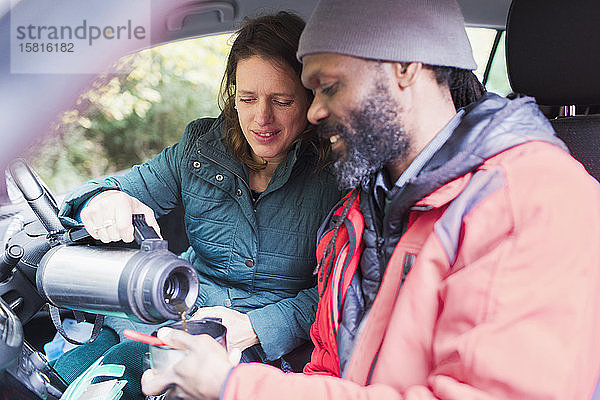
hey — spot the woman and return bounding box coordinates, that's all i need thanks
[55,11,341,398]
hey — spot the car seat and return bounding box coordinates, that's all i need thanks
[505,1,600,398]
[506,0,600,181]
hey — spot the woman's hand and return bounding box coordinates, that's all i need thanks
[191,306,260,351]
[141,327,242,400]
[80,190,161,243]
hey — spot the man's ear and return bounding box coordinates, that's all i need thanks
[393,62,422,88]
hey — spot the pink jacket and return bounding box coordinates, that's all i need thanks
[223,140,600,399]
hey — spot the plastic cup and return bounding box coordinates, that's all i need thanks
[148,318,227,370]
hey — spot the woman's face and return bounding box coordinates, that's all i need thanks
[235,56,310,165]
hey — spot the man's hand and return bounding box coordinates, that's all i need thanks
[191,306,260,351]
[80,190,161,243]
[141,328,242,400]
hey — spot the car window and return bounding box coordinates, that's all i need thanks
[484,31,511,96]
[466,27,511,96]
[25,34,232,194]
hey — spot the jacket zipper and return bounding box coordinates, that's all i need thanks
[364,252,416,384]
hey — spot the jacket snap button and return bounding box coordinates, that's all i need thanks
[192,161,201,168]
[224,299,232,307]
[245,259,254,268]
[215,174,224,182]
[236,188,242,196]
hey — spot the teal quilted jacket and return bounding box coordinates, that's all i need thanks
[59,116,342,360]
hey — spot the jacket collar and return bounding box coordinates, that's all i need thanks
[390,94,564,211]
[414,173,472,208]
[373,93,565,229]
[195,117,248,181]
[263,139,303,196]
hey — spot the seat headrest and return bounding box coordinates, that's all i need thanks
[506,0,600,106]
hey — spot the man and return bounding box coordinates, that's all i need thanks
[142,0,600,398]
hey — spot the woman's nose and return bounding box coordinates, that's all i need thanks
[254,101,274,126]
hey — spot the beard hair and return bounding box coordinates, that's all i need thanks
[317,81,410,190]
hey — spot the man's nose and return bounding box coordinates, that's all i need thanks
[307,96,328,125]
[255,101,274,126]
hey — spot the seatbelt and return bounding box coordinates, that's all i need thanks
[49,305,104,345]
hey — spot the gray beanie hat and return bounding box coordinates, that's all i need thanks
[297,0,477,70]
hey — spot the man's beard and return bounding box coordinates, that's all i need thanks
[318,82,410,190]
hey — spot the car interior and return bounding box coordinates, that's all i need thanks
[505,1,600,397]
[506,0,600,181]
[1,0,600,398]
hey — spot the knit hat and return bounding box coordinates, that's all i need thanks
[297,0,477,70]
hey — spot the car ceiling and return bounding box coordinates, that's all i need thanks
[0,0,512,168]
[156,0,511,45]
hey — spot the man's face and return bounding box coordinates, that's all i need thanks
[301,53,411,189]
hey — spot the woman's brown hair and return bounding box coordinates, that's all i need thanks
[219,11,327,171]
